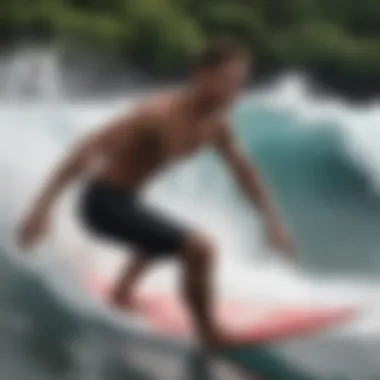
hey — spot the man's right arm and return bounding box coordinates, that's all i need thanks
[18,107,160,249]
[29,116,126,214]
[37,107,158,210]
[17,112,131,249]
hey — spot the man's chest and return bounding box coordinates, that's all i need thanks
[163,118,219,158]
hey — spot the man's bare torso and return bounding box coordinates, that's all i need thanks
[94,92,226,191]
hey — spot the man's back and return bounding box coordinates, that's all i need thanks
[93,92,224,191]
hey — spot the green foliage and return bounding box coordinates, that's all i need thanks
[2,0,379,83]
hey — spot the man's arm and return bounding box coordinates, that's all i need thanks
[17,123,116,249]
[214,120,277,223]
[214,120,293,255]
[29,116,125,214]
[18,107,160,250]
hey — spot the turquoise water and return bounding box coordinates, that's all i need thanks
[236,105,380,277]
[0,73,380,379]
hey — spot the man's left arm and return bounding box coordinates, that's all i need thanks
[214,120,293,254]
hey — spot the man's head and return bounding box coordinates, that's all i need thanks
[192,36,251,108]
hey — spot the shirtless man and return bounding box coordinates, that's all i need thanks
[17,37,293,348]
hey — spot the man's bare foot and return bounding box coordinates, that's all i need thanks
[200,329,240,350]
[110,292,136,310]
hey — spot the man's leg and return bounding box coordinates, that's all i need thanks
[109,199,228,347]
[111,253,150,308]
[179,233,226,348]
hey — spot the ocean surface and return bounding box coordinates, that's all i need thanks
[0,52,380,379]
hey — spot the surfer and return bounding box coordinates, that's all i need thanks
[17,36,294,349]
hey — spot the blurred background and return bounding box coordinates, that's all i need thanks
[0,1,379,379]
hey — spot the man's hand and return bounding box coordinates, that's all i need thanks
[265,220,294,258]
[17,208,50,250]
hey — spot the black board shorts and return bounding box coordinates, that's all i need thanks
[79,180,188,258]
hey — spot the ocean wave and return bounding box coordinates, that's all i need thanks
[1,74,380,379]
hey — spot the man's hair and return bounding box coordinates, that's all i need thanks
[193,36,249,72]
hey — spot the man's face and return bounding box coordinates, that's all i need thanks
[198,58,250,107]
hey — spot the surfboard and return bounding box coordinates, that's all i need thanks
[88,276,358,348]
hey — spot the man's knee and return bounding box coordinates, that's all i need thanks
[182,232,215,264]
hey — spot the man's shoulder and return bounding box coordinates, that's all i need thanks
[132,93,173,124]
[213,112,232,133]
